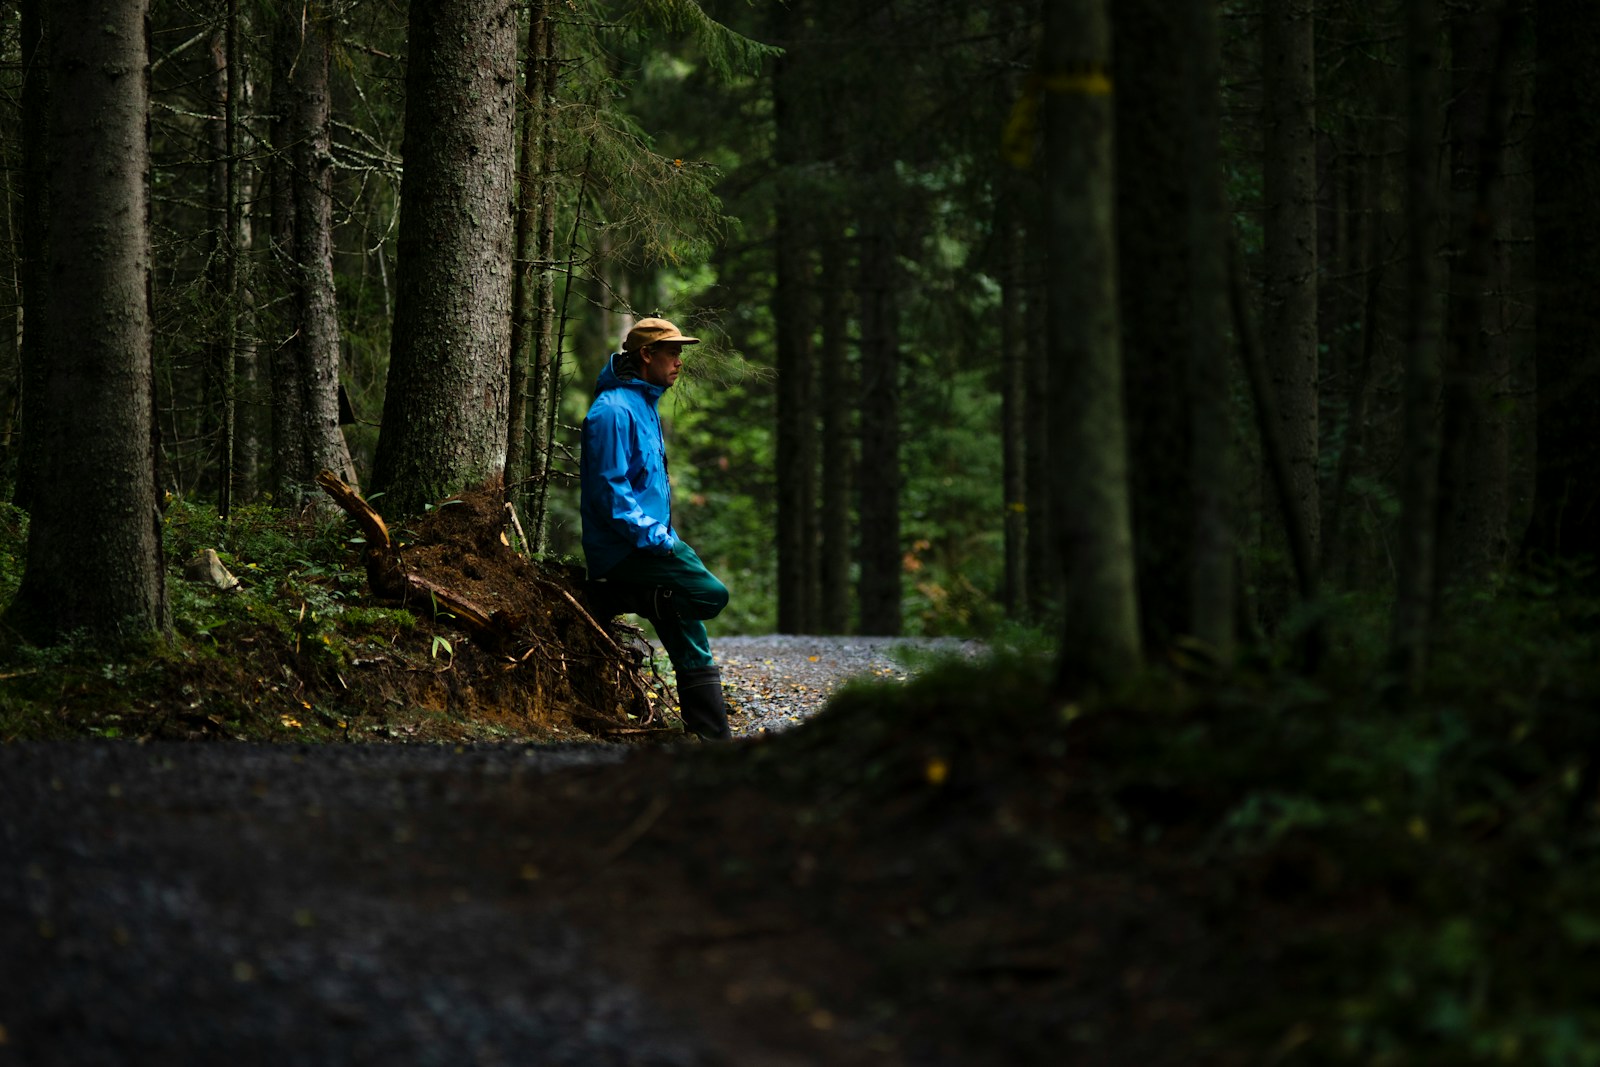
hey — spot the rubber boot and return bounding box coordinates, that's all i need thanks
[675,665,732,741]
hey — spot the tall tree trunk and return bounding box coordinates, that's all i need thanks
[999,197,1029,620]
[1323,151,1387,589]
[372,0,517,516]
[506,0,538,511]
[1439,2,1522,587]
[1187,0,1236,658]
[1500,39,1537,554]
[532,27,562,541]
[1113,0,1193,652]
[0,92,19,494]
[1025,292,1056,622]
[818,224,853,634]
[268,12,294,500]
[1525,0,1600,573]
[856,212,901,636]
[773,7,820,634]
[508,0,559,550]
[6,0,166,641]
[225,4,261,505]
[531,2,562,553]
[1390,0,1445,692]
[1229,235,1323,664]
[1044,0,1141,688]
[271,7,355,501]
[207,17,239,514]
[12,0,46,512]
[1261,0,1320,620]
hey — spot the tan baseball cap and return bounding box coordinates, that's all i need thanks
[622,317,700,352]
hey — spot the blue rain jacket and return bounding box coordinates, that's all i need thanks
[579,355,678,576]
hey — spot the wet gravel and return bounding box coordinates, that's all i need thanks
[714,634,980,737]
[0,636,978,1065]
[1,742,702,1067]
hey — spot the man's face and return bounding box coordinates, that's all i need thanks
[639,343,686,388]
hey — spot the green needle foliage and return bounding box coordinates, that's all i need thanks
[616,0,782,82]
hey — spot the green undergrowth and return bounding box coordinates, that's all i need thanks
[687,582,1600,1065]
[0,498,573,744]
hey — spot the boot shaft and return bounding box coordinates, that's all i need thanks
[676,665,731,741]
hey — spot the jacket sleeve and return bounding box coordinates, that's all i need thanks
[584,406,677,554]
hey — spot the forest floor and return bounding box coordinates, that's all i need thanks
[3,491,1598,1064]
[1,647,1278,1067]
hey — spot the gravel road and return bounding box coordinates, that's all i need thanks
[713,635,979,736]
[0,636,978,1066]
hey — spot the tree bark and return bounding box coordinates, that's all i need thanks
[371,0,517,516]
[206,15,246,514]
[1438,2,1522,587]
[270,7,356,502]
[1322,151,1387,590]
[0,93,19,494]
[818,225,853,634]
[1525,0,1600,574]
[225,3,261,505]
[208,25,235,515]
[1261,0,1321,617]
[6,0,166,641]
[508,0,560,552]
[12,0,46,512]
[773,5,820,634]
[1229,237,1323,666]
[1044,0,1142,689]
[1390,0,1445,692]
[1187,0,1236,659]
[1024,293,1056,623]
[999,196,1029,620]
[856,213,902,637]
[506,0,539,510]
[1113,0,1194,652]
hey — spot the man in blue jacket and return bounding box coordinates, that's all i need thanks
[580,317,732,740]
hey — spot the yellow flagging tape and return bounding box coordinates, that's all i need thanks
[1001,93,1041,168]
[1000,67,1115,169]
[1041,70,1114,96]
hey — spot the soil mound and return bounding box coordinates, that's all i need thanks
[322,477,672,740]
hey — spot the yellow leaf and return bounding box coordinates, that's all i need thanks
[925,757,950,786]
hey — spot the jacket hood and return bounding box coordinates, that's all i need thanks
[594,353,666,401]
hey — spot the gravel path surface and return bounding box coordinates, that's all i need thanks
[713,635,980,736]
[1,636,980,1066]
[1,743,708,1066]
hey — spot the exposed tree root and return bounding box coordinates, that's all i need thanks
[315,470,670,736]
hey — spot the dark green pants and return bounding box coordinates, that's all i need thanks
[601,541,728,669]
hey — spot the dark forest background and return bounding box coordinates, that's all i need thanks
[0,0,1596,696]
[9,8,1600,1058]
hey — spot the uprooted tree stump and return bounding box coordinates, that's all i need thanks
[314,469,668,737]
